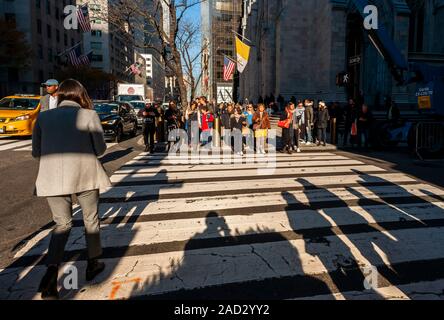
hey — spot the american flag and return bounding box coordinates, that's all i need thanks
[67,46,91,68]
[223,56,235,82]
[77,4,91,33]
[79,51,93,66]
[130,63,142,75]
[67,45,82,67]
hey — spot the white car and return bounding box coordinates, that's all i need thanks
[128,101,147,127]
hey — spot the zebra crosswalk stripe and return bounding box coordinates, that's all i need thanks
[0,140,32,151]
[1,150,444,300]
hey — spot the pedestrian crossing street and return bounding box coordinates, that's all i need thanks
[1,150,444,300]
[0,137,117,152]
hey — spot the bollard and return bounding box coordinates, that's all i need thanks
[331,118,337,145]
[213,117,221,148]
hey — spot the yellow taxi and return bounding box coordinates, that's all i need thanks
[0,95,41,137]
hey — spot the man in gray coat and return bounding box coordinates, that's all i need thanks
[39,79,59,112]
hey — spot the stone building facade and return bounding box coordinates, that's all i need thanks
[0,0,83,96]
[239,0,444,109]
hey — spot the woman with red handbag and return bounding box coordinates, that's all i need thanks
[279,103,296,154]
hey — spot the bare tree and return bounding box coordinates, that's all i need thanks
[177,19,208,102]
[92,0,206,106]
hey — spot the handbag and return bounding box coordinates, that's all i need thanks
[351,121,358,136]
[278,119,291,129]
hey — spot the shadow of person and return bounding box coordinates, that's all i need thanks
[285,182,384,300]
[0,152,173,300]
[122,208,333,300]
[351,168,444,224]
[346,170,444,295]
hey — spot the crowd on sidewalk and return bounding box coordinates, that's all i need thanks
[140,95,377,156]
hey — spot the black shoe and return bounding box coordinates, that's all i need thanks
[86,259,105,282]
[38,265,59,300]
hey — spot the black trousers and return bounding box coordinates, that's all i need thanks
[143,123,156,150]
[282,128,294,149]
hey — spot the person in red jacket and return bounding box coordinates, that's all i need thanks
[201,106,214,146]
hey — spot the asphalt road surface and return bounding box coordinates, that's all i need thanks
[1,122,444,300]
[0,133,145,269]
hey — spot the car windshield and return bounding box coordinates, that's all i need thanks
[94,104,118,114]
[130,102,145,110]
[118,95,142,102]
[0,98,39,110]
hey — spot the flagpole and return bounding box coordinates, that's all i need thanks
[222,54,237,64]
[57,41,82,57]
[231,30,253,45]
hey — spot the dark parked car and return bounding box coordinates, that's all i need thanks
[94,101,138,142]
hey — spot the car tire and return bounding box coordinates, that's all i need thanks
[130,122,138,137]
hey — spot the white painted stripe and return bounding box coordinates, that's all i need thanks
[90,183,444,219]
[116,160,365,174]
[16,202,444,258]
[6,226,444,300]
[0,140,32,151]
[135,152,338,160]
[14,146,32,152]
[0,139,18,145]
[293,279,444,300]
[102,173,416,199]
[110,165,387,183]
[129,154,349,165]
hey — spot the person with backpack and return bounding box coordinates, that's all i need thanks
[142,103,160,153]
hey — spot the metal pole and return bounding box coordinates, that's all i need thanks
[213,116,221,148]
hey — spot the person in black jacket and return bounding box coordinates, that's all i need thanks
[221,103,234,131]
[358,104,373,149]
[230,106,247,155]
[317,101,330,146]
[142,103,160,153]
[344,98,358,147]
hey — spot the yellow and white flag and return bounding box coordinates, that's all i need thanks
[236,36,251,73]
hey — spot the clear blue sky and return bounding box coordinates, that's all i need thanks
[183,1,203,93]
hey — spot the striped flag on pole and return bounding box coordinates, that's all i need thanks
[67,45,82,67]
[77,4,91,33]
[79,51,93,66]
[223,56,235,82]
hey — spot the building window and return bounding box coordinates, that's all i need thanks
[92,54,103,62]
[91,30,102,37]
[37,19,42,34]
[38,45,43,59]
[46,0,51,15]
[47,25,52,38]
[91,42,102,50]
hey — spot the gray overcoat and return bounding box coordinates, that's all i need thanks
[32,100,111,197]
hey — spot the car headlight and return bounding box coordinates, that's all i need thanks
[14,115,30,121]
[102,120,117,125]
